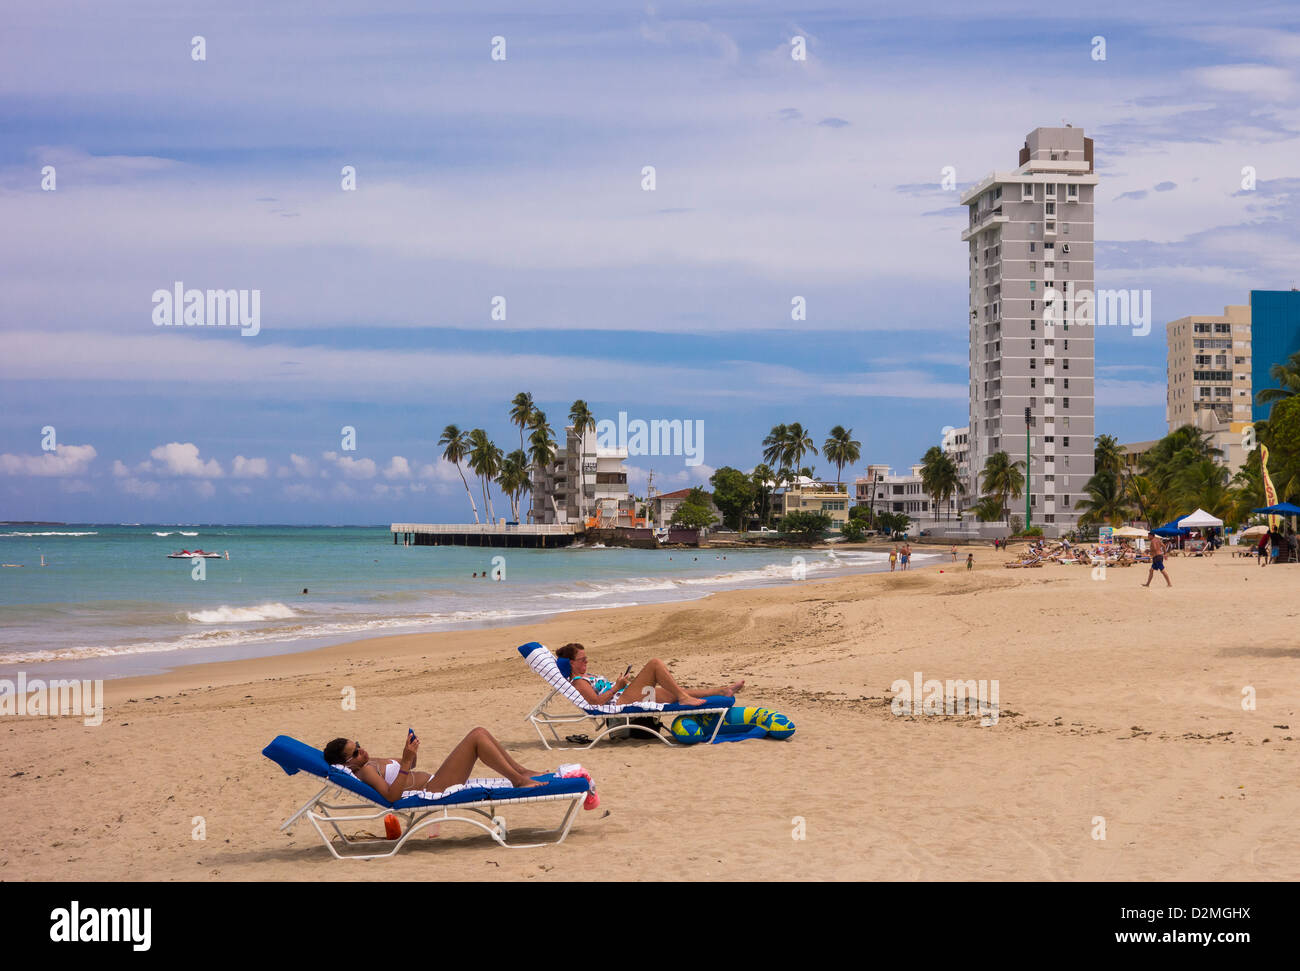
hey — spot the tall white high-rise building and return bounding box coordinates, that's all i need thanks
[961,126,1097,536]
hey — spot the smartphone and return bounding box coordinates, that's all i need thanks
[408,727,415,739]
[623,665,632,678]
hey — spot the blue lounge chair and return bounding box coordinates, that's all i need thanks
[262,735,592,860]
[519,641,735,749]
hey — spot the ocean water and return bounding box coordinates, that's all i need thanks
[0,525,921,679]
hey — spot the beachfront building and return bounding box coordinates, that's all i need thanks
[854,464,961,529]
[1166,304,1252,435]
[942,424,973,512]
[531,426,636,527]
[781,484,851,532]
[962,126,1097,536]
[648,487,721,528]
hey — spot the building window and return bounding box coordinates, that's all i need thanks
[1030,377,1036,388]
[1063,397,1070,408]
[1030,359,1036,369]
[1063,436,1070,447]
[1063,358,1069,370]
[1067,184,1077,198]
[1063,378,1069,389]
[1030,281,1036,291]
[1063,223,1070,233]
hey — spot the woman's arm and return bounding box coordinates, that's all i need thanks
[572,677,630,706]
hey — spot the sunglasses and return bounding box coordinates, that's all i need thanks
[347,741,362,762]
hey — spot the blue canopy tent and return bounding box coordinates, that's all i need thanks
[1152,516,1191,538]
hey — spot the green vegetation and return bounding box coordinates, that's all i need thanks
[709,467,756,530]
[668,487,718,530]
[778,510,833,541]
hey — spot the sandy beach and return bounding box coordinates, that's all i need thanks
[4,549,1297,882]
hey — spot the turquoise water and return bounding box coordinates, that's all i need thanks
[0,525,911,679]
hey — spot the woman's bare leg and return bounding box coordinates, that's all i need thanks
[684,681,744,698]
[621,658,704,707]
[423,727,544,792]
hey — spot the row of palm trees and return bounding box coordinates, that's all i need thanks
[759,423,862,488]
[439,394,597,524]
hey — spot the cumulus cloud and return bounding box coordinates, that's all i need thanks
[288,453,315,478]
[322,451,377,479]
[382,456,412,480]
[231,455,269,478]
[150,442,223,477]
[0,444,97,476]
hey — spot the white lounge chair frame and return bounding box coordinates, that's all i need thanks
[279,781,585,860]
[525,686,731,750]
[519,641,735,750]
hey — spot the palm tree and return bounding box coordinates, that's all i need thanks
[1172,459,1234,521]
[1255,349,1300,407]
[497,450,530,523]
[1094,434,1123,477]
[509,392,535,518]
[438,424,479,524]
[931,454,965,520]
[973,494,1005,523]
[919,446,944,516]
[568,400,596,522]
[981,451,1025,521]
[823,425,861,490]
[1123,472,1163,528]
[467,429,502,522]
[527,415,557,522]
[786,422,818,472]
[510,392,535,452]
[1074,470,1133,526]
[762,424,789,469]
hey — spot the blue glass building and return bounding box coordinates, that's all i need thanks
[1250,290,1300,421]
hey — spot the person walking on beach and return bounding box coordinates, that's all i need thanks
[1256,530,1270,566]
[1142,532,1171,588]
[966,552,974,571]
[950,545,958,561]
[889,547,898,571]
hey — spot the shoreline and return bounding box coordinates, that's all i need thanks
[0,547,946,682]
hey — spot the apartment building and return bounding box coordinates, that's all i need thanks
[530,426,635,526]
[961,126,1098,536]
[1166,304,1252,433]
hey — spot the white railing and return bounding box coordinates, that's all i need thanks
[391,523,581,534]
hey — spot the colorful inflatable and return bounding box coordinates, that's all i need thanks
[670,706,795,744]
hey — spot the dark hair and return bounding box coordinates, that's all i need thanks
[323,737,350,765]
[556,643,584,661]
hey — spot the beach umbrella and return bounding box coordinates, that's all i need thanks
[1111,526,1148,538]
[1240,524,1269,537]
[1251,502,1300,516]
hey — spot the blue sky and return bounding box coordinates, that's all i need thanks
[3,0,1300,523]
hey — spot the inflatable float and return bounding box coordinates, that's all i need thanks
[670,705,795,744]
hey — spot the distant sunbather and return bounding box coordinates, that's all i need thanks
[556,642,743,709]
[323,728,547,802]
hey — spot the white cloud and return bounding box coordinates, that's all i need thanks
[150,442,223,477]
[322,451,377,479]
[382,456,412,480]
[288,453,315,477]
[118,475,160,498]
[231,455,269,478]
[0,444,96,476]
[1192,64,1295,98]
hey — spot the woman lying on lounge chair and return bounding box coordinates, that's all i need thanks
[323,728,547,803]
[556,642,743,709]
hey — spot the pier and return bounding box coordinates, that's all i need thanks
[391,522,582,549]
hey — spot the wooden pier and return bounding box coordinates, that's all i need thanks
[391,522,582,549]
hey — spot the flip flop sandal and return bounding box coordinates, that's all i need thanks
[565,734,592,744]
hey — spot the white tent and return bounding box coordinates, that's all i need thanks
[1179,508,1224,528]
